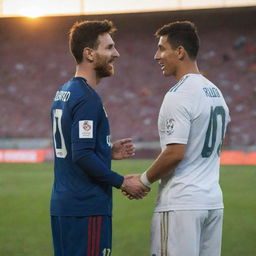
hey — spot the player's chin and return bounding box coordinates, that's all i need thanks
[162,69,171,77]
[160,66,169,76]
[107,64,115,75]
[98,65,114,78]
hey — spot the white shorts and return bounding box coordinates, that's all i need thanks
[151,209,223,256]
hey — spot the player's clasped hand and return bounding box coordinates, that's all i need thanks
[121,174,150,200]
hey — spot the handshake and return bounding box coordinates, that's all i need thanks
[120,174,150,200]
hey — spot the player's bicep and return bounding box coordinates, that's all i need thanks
[71,99,100,161]
[71,119,95,145]
[162,94,191,145]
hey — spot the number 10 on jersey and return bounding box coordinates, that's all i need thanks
[201,106,226,158]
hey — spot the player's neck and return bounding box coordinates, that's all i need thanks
[174,61,200,82]
[75,65,99,89]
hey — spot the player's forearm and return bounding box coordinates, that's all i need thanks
[74,149,124,188]
[141,144,185,185]
[147,151,181,183]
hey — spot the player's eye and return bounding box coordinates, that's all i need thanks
[159,45,165,51]
[107,44,114,50]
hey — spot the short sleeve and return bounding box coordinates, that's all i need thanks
[160,92,191,145]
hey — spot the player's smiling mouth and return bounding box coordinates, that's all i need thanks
[159,63,165,70]
[108,59,115,66]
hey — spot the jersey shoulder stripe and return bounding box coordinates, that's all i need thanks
[169,76,188,93]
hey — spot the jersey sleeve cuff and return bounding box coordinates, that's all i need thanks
[97,171,124,189]
[111,173,124,189]
[163,138,188,145]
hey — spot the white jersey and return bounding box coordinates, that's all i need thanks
[155,73,230,212]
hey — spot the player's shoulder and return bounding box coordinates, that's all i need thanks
[68,77,97,97]
[169,74,219,98]
[169,75,188,93]
[67,77,101,102]
[166,74,195,98]
[163,74,204,109]
[168,74,200,94]
[53,77,102,109]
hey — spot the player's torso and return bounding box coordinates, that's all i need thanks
[50,78,112,216]
[156,74,230,211]
[51,79,111,165]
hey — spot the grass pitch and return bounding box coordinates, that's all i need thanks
[0,161,255,256]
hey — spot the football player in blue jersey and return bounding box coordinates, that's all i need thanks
[50,20,149,256]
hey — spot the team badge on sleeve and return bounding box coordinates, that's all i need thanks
[79,120,93,138]
[166,118,175,135]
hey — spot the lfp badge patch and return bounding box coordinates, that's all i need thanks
[79,120,93,138]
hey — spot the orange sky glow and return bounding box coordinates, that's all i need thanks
[1,0,256,18]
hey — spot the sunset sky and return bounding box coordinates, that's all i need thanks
[2,0,256,18]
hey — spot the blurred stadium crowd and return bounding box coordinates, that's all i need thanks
[0,7,255,150]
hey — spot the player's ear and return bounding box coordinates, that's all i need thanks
[83,47,94,62]
[176,46,186,60]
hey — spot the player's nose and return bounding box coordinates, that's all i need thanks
[154,50,160,61]
[113,47,120,58]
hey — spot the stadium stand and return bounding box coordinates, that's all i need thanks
[0,7,255,150]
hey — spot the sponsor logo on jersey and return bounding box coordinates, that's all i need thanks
[79,120,93,138]
[166,118,175,135]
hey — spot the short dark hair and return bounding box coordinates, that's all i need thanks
[155,21,200,60]
[69,20,117,64]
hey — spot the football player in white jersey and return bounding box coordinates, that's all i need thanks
[139,21,230,256]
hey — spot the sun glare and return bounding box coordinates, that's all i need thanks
[24,13,42,18]
[16,8,46,18]
[3,0,52,18]
[3,0,255,18]
[3,0,81,18]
